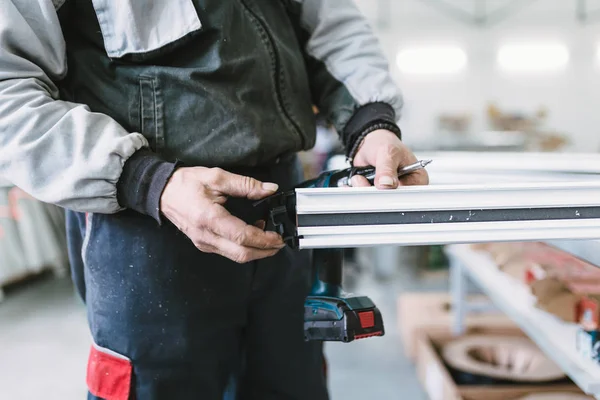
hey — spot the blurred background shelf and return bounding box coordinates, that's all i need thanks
[446,243,600,399]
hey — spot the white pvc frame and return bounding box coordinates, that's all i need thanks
[295,182,600,249]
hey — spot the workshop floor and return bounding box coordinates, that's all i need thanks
[0,252,445,400]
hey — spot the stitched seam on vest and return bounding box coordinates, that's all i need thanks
[238,0,305,149]
[139,77,161,152]
[154,80,165,151]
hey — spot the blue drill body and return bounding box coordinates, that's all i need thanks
[296,168,385,342]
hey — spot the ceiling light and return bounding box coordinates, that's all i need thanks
[497,43,569,73]
[396,46,467,75]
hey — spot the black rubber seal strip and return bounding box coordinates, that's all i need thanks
[298,206,600,227]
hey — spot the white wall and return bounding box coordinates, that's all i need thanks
[354,0,600,151]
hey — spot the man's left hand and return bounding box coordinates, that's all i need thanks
[351,129,429,188]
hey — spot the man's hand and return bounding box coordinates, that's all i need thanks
[160,167,285,263]
[350,129,429,188]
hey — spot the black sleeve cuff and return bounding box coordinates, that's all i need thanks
[342,102,402,161]
[116,149,180,223]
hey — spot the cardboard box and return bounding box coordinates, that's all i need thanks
[398,292,514,359]
[527,278,600,324]
[530,278,580,322]
[415,326,590,400]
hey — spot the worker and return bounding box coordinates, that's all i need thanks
[0,1,429,399]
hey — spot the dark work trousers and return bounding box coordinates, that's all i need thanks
[66,158,328,400]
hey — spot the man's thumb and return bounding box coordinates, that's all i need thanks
[375,146,401,189]
[216,171,279,200]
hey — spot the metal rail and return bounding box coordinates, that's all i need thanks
[415,151,600,175]
[295,182,600,249]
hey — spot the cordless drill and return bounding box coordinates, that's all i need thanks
[296,167,387,342]
[258,161,430,342]
[303,248,384,342]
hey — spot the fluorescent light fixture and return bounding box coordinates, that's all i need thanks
[497,43,569,73]
[396,46,467,74]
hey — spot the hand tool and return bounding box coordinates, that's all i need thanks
[303,159,432,189]
[257,161,431,342]
[341,159,432,187]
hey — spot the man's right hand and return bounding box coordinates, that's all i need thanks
[160,167,286,263]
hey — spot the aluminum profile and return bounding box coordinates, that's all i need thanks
[415,152,600,174]
[295,182,600,249]
[328,152,600,184]
[329,152,600,175]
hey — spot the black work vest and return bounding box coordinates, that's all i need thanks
[57,0,317,167]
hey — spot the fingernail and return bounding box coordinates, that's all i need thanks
[262,182,279,192]
[379,176,395,187]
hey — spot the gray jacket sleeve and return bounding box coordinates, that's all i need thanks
[286,0,404,153]
[0,0,149,213]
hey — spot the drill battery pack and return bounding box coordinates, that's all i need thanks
[303,295,385,342]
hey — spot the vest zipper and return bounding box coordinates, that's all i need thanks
[238,0,306,150]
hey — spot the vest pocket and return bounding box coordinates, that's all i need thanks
[138,77,165,153]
